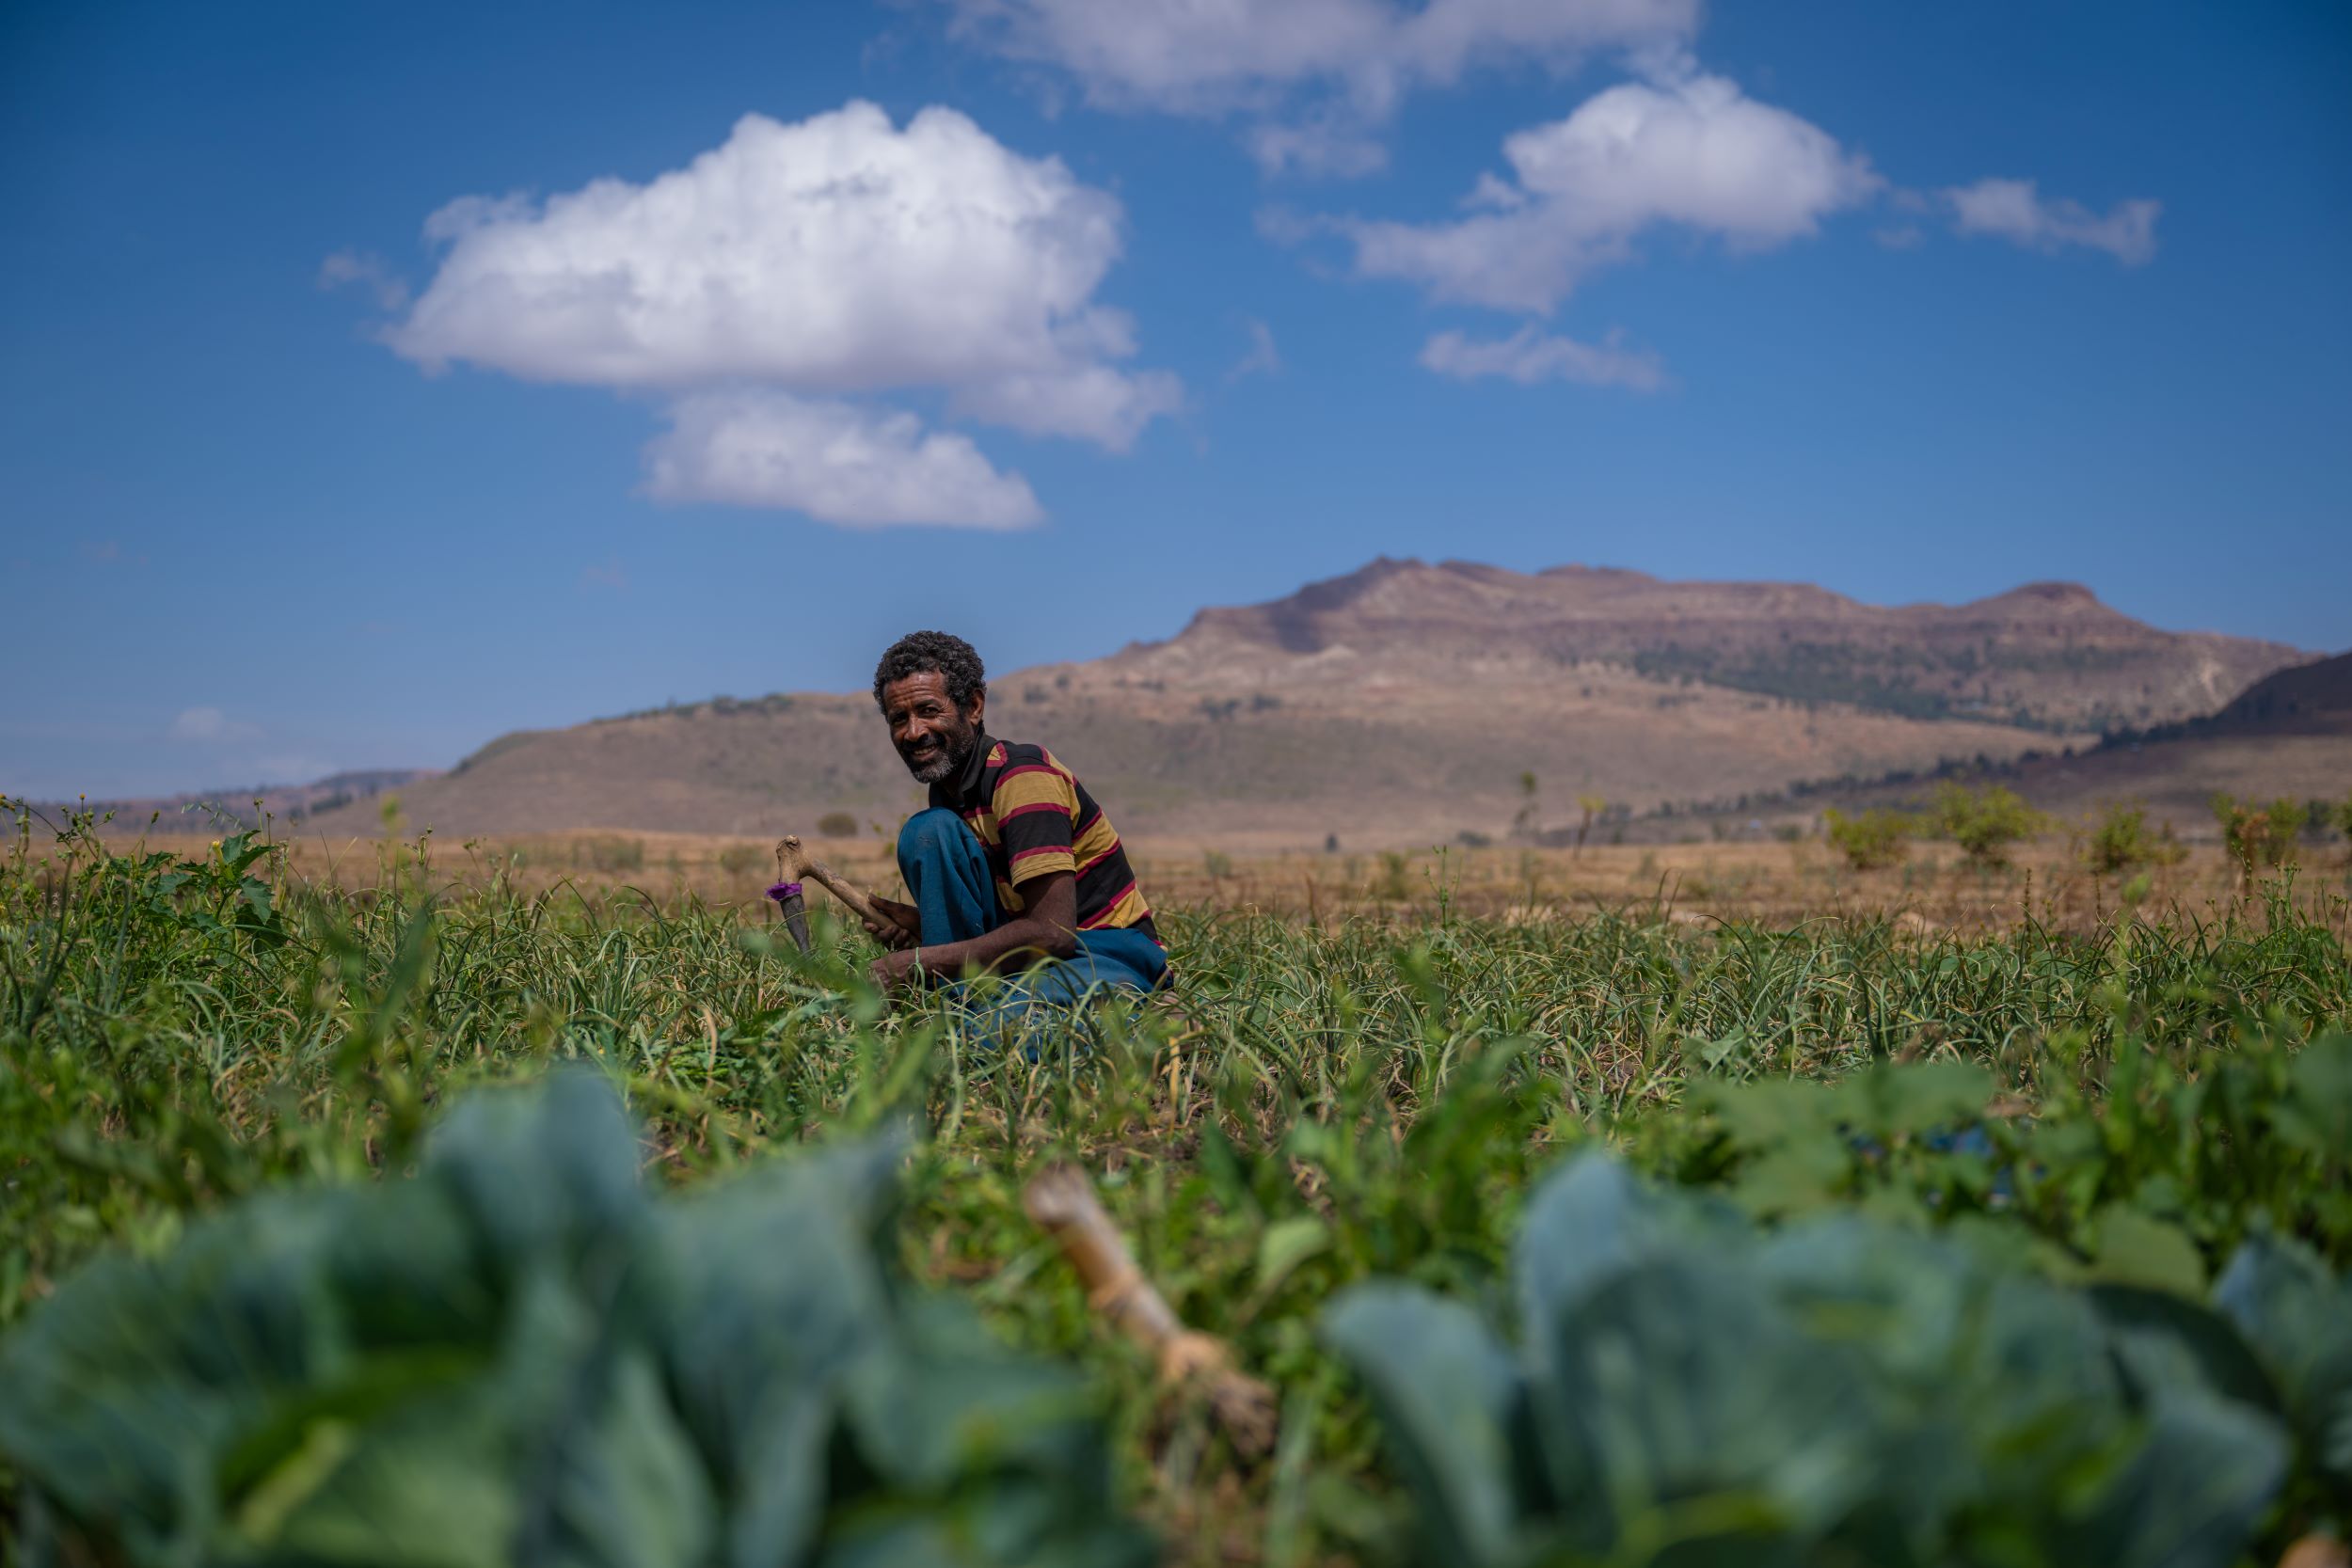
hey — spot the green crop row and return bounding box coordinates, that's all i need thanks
[2,814,2348,1562]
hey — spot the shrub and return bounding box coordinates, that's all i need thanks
[2085,801,2186,876]
[0,1074,1150,1568]
[2214,794,2307,879]
[816,810,859,839]
[1931,782,2044,867]
[1825,806,1911,869]
[717,842,763,875]
[1371,850,1412,901]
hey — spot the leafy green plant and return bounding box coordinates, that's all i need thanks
[0,1072,1151,1568]
[1824,806,1911,869]
[1650,1034,2352,1270]
[1931,782,2045,868]
[1327,1150,2312,1568]
[2207,1234,2352,1523]
[2084,801,2187,876]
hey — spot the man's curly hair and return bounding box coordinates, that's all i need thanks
[872,630,987,714]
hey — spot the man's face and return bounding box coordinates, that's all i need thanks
[882,671,983,784]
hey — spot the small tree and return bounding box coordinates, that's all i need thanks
[2212,793,2306,883]
[1510,771,1541,840]
[1573,794,1608,856]
[1931,783,2044,868]
[2333,793,2352,846]
[2082,802,2185,876]
[1825,807,1911,869]
[817,810,859,839]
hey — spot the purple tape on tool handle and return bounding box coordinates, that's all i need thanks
[767,881,803,903]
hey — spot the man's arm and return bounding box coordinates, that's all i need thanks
[870,871,1077,989]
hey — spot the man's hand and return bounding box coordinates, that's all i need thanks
[860,895,921,950]
[867,946,925,992]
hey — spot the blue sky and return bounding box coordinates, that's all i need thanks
[5,0,2348,800]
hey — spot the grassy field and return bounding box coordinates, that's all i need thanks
[4,807,2350,1563]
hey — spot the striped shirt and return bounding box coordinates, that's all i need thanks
[932,733,1157,942]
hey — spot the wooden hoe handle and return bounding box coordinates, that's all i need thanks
[772,835,891,931]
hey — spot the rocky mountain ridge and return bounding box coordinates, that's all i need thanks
[291,559,2320,847]
[1122,558,2301,733]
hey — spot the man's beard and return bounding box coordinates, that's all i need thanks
[900,721,977,784]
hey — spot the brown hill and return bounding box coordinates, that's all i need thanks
[30,769,436,834]
[1142,558,2297,733]
[311,560,2312,850]
[1758,650,2350,838]
[1977,650,2352,832]
[2214,649,2352,730]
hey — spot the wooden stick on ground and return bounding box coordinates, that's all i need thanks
[1025,1162,1278,1456]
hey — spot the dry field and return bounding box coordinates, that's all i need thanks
[104,823,2352,940]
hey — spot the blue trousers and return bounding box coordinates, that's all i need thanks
[896,809,1167,1037]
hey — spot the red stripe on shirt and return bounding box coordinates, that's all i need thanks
[1077,879,1137,927]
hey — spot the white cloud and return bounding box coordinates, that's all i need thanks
[378,102,1172,526]
[644,392,1043,530]
[1228,318,1283,381]
[170,707,227,741]
[317,249,410,310]
[946,0,1694,107]
[169,707,260,743]
[942,0,1698,173]
[1342,68,1881,312]
[388,103,1171,448]
[1420,325,1666,389]
[1943,178,2159,264]
[1247,118,1391,179]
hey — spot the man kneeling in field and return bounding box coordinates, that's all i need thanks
[859,630,1168,1010]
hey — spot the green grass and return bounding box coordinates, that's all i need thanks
[4,811,2349,1562]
